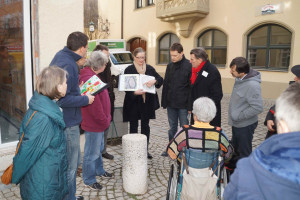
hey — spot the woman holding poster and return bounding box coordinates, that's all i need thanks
[123,47,163,159]
[79,51,113,190]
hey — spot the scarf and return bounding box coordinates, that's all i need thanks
[133,61,146,102]
[190,61,206,85]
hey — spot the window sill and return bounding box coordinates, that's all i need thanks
[252,67,289,72]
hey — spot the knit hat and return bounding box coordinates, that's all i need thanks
[291,65,300,78]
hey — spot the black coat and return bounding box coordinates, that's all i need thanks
[161,55,192,109]
[123,64,163,122]
[189,61,223,127]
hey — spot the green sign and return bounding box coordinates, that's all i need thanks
[99,42,124,49]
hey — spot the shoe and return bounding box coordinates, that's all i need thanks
[161,151,168,157]
[86,182,102,190]
[147,153,153,159]
[100,171,113,178]
[76,168,82,176]
[102,152,114,160]
[76,195,84,200]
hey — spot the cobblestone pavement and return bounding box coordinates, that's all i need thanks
[0,88,275,200]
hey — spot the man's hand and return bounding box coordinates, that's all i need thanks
[87,94,95,104]
[134,89,146,95]
[267,120,275,131]
[144,79,156,88]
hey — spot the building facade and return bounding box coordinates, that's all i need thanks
[98,0,299,98]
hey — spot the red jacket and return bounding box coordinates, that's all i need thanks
[79,67,111,132]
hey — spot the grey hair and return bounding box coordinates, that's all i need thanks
[86,51,108,71]
[275,82,300,132]
[190,47,209,61]
[192,97,216,123]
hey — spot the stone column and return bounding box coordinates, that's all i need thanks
[122,134,148,194]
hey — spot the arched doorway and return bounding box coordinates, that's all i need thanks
[129,37,147,53]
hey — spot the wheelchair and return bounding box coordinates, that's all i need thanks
[166,148,230,200]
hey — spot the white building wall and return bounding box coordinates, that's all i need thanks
[38,0,84,70]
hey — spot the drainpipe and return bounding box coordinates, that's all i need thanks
[121,0,124,39]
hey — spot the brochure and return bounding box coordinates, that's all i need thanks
[118,74,156,94]
[80,75,109,96]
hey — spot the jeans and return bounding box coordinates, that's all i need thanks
[167,107,189,142]
[83,131,106,185]
[231,121,258,158]
[63,126,81,200]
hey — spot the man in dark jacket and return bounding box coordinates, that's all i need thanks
[189,47,223,127]
[228,57,263,159]
[50,32,94,200]
[93,44,115,160]
[161,43,192,156]
[224,82,300,200]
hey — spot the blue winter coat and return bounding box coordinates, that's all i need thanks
[224,132,300,200]
[50,46,89,127]
[11,91,68,200]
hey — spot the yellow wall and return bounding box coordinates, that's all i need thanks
[100,0,299,99]
[38,0,84,71]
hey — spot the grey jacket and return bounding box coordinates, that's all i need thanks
[228,68,263,128]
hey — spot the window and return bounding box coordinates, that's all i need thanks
[0,0,32,145]
[147,0,154,6]
[136,0,142,8]
[247,24,291,70]
[197,29,227,67]
[158,33,180,64]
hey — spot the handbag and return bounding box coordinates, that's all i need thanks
[1,111,37,185]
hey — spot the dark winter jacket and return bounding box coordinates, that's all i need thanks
[264,105,277,139]
[189,61,223,127]
[99,60,115,120]
[123,64,163,121]
[50,46,89,127]
[224,131,300,200]
[80,67,111,132]
[12,91,68,200]
[161,55,192,109]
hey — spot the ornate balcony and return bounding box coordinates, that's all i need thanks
[156,0,209,37]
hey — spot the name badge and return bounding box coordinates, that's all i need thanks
[202,71,208,77]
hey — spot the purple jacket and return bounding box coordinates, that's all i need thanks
[79,67,111,132]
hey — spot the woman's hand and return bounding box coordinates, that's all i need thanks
[134,89,146,95]
[144,79,156,88]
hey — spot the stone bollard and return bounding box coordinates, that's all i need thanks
[122,134,148,194]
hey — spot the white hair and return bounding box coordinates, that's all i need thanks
[192,97,216,123]
[276,82,300,132]
[86,51,108,71]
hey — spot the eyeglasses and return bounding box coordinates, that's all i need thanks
[135,56,145,60]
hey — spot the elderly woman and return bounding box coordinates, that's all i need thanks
[167,97,232,160]
[79,51,112,191]
[123,47,163,159]
[12,66,68,199]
